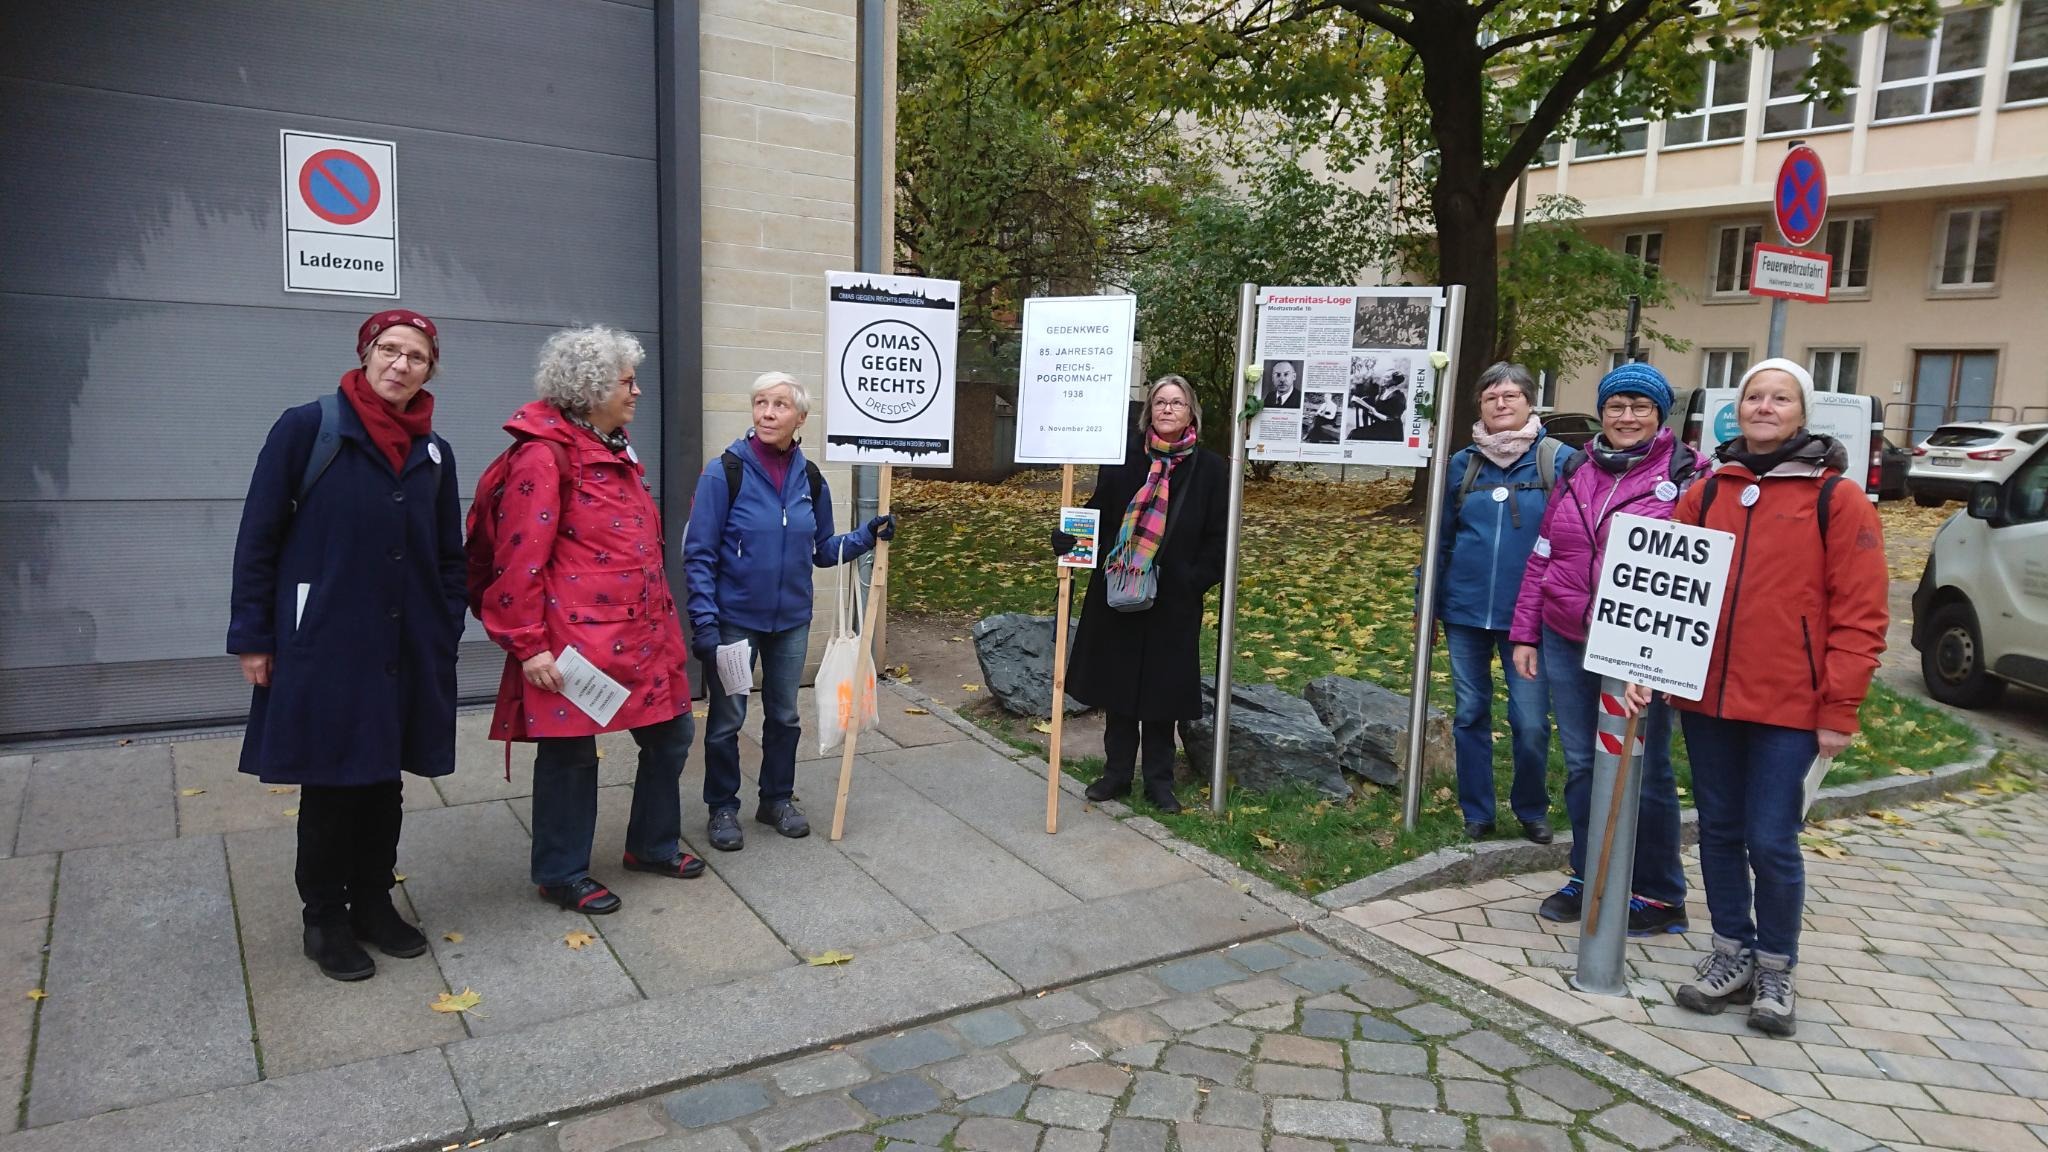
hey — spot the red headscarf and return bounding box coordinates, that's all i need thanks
[344,310,439,473]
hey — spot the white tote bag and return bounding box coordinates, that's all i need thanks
[815,545,879,755]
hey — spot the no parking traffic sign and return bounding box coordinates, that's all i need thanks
[281,130,398,297]
[1773,144,1827,248]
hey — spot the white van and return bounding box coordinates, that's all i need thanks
[1911,436,2048,707]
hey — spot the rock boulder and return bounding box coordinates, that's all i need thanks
[1302,674,1453,788]
[971,613,1088,717]
[1178,679,1349,799]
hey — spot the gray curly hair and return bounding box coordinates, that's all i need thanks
[534,325,644,414]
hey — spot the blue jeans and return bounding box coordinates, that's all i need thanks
[704,623,808,813]
[1542,627,1686,906]
[530,712,692,886]
[1679,712,1814,964]
[1445,624,1552,827]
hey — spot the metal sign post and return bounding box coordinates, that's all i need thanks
[1209,283,1258,814]
[1401,284,1466,833]
[1571,678,1647,996]
[1763,140,1827,360]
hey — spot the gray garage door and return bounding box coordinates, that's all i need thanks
[0,0,664,737]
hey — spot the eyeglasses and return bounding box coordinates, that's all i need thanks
[1152,399,1190,411]
[1602,401,1658,418]
[372,342,431,369]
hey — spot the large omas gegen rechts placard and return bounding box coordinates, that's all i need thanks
[1013,295,1138,465]
[823,272,961,466]
[1581,513,1736,699]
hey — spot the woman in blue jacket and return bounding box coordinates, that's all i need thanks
[682,372,895,851]
[1429,363,1574,843]
[227,311,465,983]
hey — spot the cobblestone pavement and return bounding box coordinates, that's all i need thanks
[1339,790,2048,1152]
[491,931,1739,1152]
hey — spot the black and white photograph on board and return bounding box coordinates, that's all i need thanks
[1351,296,1432,350]
[1347,354,1411,441]
[1301,392,1345,444]
[1260,359,1304,408]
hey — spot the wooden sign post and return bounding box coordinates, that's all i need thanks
[1045,465,1076,833]
[829,466,891,842]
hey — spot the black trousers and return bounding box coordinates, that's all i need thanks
[295,780,404,926]
[1102,711,1179,787]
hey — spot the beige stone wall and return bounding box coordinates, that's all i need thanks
[699,0,881,672]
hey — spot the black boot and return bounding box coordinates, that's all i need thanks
[304,921,375,981]
[1085,772,1132,802]
[1095,712,1139,802]
[1139,720,1182,814]
[348,782,423,957]
[350,895,428,958]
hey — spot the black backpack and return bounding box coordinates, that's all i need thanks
[1456,438,1699,529]
[294,392,442,511]
[720,449,823,512]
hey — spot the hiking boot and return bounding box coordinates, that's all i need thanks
[538,877,621,915]
[1674,934,1756,1015]
[304,921,375,982]
[1085,772,1132,803]
[349,896,429,958]
[1520,819,1553,845]
[1626,895,1688,937]
[756,800,811,839]
[1538,878,1583,923]
[1748,951,1797,1037]
[707,808,744,852]
[1143,779,1183,814]
[622,850,706,879]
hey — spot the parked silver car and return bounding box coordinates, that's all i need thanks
[1908,422,2048,507]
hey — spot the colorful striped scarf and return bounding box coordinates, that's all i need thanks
[1105,426,1199,592]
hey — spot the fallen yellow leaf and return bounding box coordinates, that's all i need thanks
[904,707,930,715]
[442,931,463,943]
[1032,721,1053,734]
[1813,844,1849,860]
[807,950,855,966]
[282,807,300,818]
[430,988,484,1015]
[1878,812,1907,825]
[563,930,595,951]
[24,989,45,1001]
[961,684,981,692]
[268,785,297,794]
[393,873,407,883]
[178,787,206,797]
[1254,833,1281,851]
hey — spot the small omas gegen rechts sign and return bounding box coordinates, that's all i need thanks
[1581,513,1736,699]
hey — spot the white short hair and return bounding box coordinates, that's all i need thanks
[534,325,644,414]
[751,371,811,416]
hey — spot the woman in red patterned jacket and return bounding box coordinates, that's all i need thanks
[479,325,701,915]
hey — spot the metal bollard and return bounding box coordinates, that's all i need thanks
[1571,676,1646,997]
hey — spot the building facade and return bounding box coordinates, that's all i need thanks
[1516,0,2048,442]
[0,1,880,738]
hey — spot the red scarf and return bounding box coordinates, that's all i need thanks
[340,369,435,474]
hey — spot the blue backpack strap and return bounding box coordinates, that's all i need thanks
[295,392,343,509]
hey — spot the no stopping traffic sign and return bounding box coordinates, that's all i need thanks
[1774,144,1827,247]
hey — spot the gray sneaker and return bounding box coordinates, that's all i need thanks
[1748,951,1796,1037]
[1674,934,1755,1015]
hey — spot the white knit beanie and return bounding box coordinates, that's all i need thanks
[1736,357,1815,422]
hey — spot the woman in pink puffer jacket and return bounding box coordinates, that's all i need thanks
[1509,363,1700,935]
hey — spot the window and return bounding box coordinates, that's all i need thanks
[1810,349,1863,393]
[1575,106,1649,159]
[1666,53,1753,146]
[1710,223,1764,295]
[2011,0,2048,105]
[1910,350,1999,441]
[1534,368,1559,410]
[1765,35,1864,134]
[1823,216,1874,292]
[1608,349,1652,371]
[1877,8,1993,121]
[1935,205,2003,289]
[1702,349,1751,390]
[1622,230,1664,271]
[2006,443,2048,524]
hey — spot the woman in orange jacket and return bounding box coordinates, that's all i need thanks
[1661,358,1887,1038]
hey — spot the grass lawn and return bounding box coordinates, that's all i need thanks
[891,470,1989,895]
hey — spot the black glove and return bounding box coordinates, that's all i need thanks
[867,513,897,542]
[1051,530,1078,556]
[690,625,720,664]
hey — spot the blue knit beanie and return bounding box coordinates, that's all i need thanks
[1597,362,1674,420]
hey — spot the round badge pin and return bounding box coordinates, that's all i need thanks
[626,445,639,465]
[427,442,442,465]
[1492,486,1510,503]
[1655,480,1678,502]
[1741,483,1761,507]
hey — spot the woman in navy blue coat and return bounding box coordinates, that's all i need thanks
[228,311,466,982]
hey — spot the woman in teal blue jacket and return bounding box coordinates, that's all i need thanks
[681,372,894,851]
[1429,363,1575,842]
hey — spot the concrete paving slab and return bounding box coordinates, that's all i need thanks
[0,1046,467,1152]
[874,685,968,747]
[17,744,175,854]
[223,825,464,1077]
[0,855,54,1133]
[0,756,28,858]
[447,932,1020,1132]
[173,738,443,839]
[868,743,1202,900]
[827,764,1078,933]
[958,877,1290,991]
[395,801,640,1036]
[583,786,797,999]
[684,790,933,957]
[28,836,256,1127]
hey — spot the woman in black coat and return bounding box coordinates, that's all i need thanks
[228,310,466,983]
[1058,375,1230,813]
